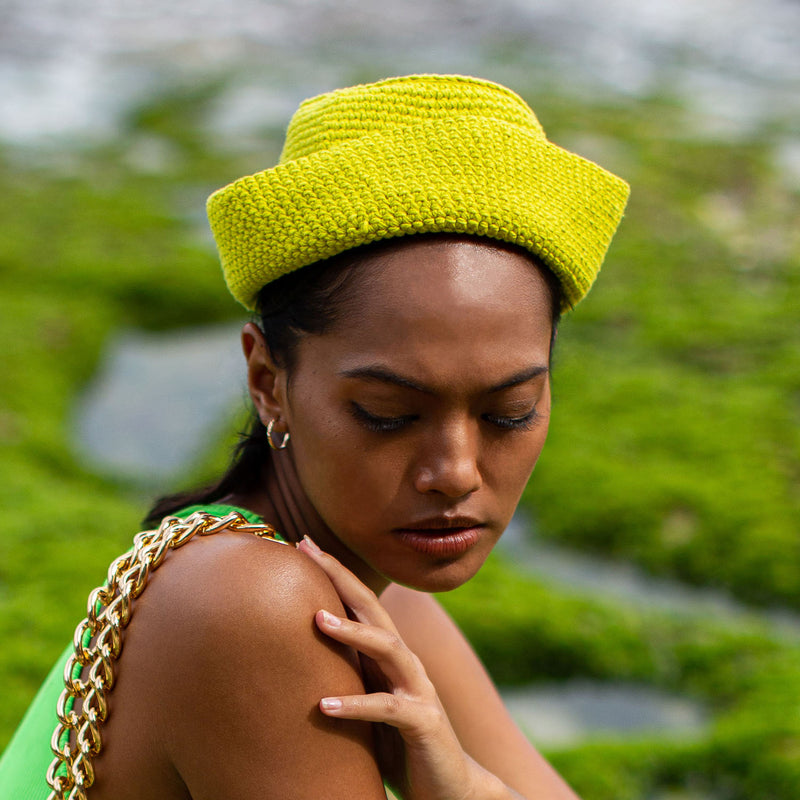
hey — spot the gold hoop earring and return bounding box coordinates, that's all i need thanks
[266,418,290,451]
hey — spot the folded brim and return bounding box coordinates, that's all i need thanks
[207,115,630,311]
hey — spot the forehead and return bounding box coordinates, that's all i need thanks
[359,236,550,313]
[297,237,554,388]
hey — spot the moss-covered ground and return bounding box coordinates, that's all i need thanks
[1,84,798,798]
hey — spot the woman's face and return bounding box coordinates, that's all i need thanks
[272,237,554,592]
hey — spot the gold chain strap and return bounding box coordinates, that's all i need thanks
[45,511,284,800]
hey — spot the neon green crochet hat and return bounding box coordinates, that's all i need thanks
[207,74,630,311]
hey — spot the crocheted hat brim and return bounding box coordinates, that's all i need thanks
[208,114,630,311]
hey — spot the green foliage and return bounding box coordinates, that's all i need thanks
[522,94,800,608]
[0,84,798,798]
[440,553,800,800]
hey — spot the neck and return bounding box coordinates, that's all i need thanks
[222,453,389,595]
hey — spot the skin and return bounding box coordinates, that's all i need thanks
[240,236,553,594]
[88,236,579,799]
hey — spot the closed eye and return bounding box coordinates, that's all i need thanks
[351,403,417,433]
[482,408,540,431]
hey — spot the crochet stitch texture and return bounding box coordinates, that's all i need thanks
[207,74,630,310]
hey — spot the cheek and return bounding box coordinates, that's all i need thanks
[492,420,550,503]
[287,405,403,525]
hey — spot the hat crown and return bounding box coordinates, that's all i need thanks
[280,74,545,163]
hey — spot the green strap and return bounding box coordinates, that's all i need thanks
[173,503,287,542]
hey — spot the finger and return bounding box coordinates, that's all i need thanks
[298,537,397,630]
[315,610,429,691]
[319,691,444,738]
[321,693,481,800]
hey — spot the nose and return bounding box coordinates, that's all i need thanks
[413,419,482,498]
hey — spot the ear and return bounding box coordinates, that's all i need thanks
[241,322,289,430]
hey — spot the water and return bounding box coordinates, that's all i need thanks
[1,0,798,146]
[73,322,246,481]
[499,513,800,640]
[501,680,708,748]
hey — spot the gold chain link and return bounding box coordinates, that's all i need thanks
[45,511,284,800]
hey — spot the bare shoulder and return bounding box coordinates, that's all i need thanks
[131,528,357,706]
[91,530,384,800]
[143,530,349,644]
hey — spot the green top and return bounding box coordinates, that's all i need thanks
[0,503,282,799]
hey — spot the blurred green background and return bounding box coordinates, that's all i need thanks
[1,2,798,798]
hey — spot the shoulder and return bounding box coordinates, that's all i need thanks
[132,529,351,676]
[94,528,382,797]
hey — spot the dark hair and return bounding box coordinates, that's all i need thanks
[144,235,563,527]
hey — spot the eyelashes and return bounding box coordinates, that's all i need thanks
[350,403,540,434]
[482,409,541,431]
[350,403,417,433]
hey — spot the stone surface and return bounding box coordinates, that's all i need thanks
[73,322,245,483]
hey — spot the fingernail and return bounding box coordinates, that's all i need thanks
[320,697,342,710]
[302,535,322,553]
[320,609,341,627]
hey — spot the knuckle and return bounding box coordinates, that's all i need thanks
[423,702,445,729]
[368,628,401,657]
[407,701,444,738]
[382,694,402,717]
[347,695,364,712]
[384,631,404,652]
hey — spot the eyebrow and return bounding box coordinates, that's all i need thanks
[339,365,548,395]
[487,365,549,393]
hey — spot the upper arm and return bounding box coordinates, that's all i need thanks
[381,584,579,800]
[94,534,386,800]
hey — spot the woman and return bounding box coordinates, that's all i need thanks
[0,74,628,799]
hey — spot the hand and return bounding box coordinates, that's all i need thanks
[297,536,514,800]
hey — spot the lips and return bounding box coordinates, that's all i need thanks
[396,515,484,531]
[392,516,485,557]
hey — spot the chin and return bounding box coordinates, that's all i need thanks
[387,556,486,594]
